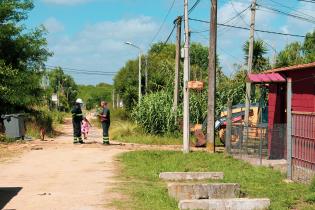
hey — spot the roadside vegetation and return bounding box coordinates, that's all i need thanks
[112,150,315,210]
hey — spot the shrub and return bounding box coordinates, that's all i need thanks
[310,177,315,192]
[132,91,178,134]
[305,192,315,203]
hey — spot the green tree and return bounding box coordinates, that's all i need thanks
[243,40,270,72]
[0,0,51,113]
[47,67,78,111]
[275,30,315,67]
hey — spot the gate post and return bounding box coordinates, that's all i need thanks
[287,78,292,180]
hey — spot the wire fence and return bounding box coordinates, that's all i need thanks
[227,124,286,165]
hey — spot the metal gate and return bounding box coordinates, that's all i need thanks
[291,112,315,183]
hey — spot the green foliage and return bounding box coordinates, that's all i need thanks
[114,151,314,210]
[0,0,51,113]
[47,67,78,111]
[305,193,315,204]
[275,30,315,67]
[132,91,178,134]
[310,177,315,193]
[243,39,270,72]
[78,83,112,110]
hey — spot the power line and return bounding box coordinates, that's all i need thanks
[263,0,315,20]
[189,18,306,37]
[46,65,116,75]
[257,4,315,24]
[188,0,202,14]
[149,0,176,45]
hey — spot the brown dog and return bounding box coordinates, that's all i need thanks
[40,128,46,141]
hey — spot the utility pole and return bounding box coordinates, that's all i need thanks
[138,52,142,103]
[145,56,148,94]
[244,0,257,138]
[206,0,217,153]
[173,16,182,114]
[183,0,190,154]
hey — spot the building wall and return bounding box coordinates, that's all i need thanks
[268,67,315,159]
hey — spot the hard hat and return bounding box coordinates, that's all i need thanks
[76,98,83,104]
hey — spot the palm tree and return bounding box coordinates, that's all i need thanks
[243,39,270,72]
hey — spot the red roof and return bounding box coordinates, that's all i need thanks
[248,73,286,83]
[264,62,315,73]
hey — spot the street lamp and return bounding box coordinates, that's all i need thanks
[124,41,142,103]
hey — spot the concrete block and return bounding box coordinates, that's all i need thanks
[179,198,270,210]
[159,172,224,181]
[168,183,240,201]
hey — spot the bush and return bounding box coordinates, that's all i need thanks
[305,192,315,203]
[25,109,53,138]
[310,177,315,192]
[132,91,178,134]
[112,108,129,121]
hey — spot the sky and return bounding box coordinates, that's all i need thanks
[25,0,315,85]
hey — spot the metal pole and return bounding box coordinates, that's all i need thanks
[174,16,182,115]
[244,0,257,141]
[225,99,232,154]
[139,52,142,103]
[183,0,190,154]
[287,78,292,180]
[206,0,217,153]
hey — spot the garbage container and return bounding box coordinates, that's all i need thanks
[1,114,26,140]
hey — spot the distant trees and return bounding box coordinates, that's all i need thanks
[78,83,112,110]
[275,30,315,67]
[47,67,78,111]
[243,40,270,72]
[0,0,51,113]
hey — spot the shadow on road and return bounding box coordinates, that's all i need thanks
[0,187,22,209]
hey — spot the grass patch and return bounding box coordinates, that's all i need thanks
[113,150,315,210]
[110,120,182,145]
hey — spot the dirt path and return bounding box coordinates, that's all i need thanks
[0,119,127,210]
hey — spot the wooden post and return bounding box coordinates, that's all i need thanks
[287,78,292,180]
[112,89,115,109]
[206,0,217,153]
[173,16,182,115]
[225,99,232,154]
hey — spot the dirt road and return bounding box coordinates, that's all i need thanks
[0,119,126,210]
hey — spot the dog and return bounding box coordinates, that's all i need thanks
[40,128,46,141]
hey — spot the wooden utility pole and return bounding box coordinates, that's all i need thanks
[244,0,257,137]
[173,16,182,114]
[206,0,217,153]
[183,0,190,154]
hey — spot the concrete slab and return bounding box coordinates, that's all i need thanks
[159,172,224,181]
[179,198,270,210]
[168,183,240,201]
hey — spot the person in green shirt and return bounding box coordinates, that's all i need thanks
[98,101,110,144]
[71,98,84,144]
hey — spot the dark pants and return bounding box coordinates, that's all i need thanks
[73,120,82,142]
[102,122,110,143]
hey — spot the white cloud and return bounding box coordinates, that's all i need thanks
[46,16,159,84]
[44,17,64,33]
[42,0,92,6]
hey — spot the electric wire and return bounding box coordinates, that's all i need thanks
[189,18,306,37]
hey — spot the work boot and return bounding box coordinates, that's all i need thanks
[73,137,79,144]
[78,137,85,144]
[103,136,110,145]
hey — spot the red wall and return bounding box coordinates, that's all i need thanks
[268,67,315,159]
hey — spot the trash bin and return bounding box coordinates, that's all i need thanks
[1,114,26,140]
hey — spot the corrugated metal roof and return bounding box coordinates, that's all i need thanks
[264,62,315,73]
[248,73,286,83]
